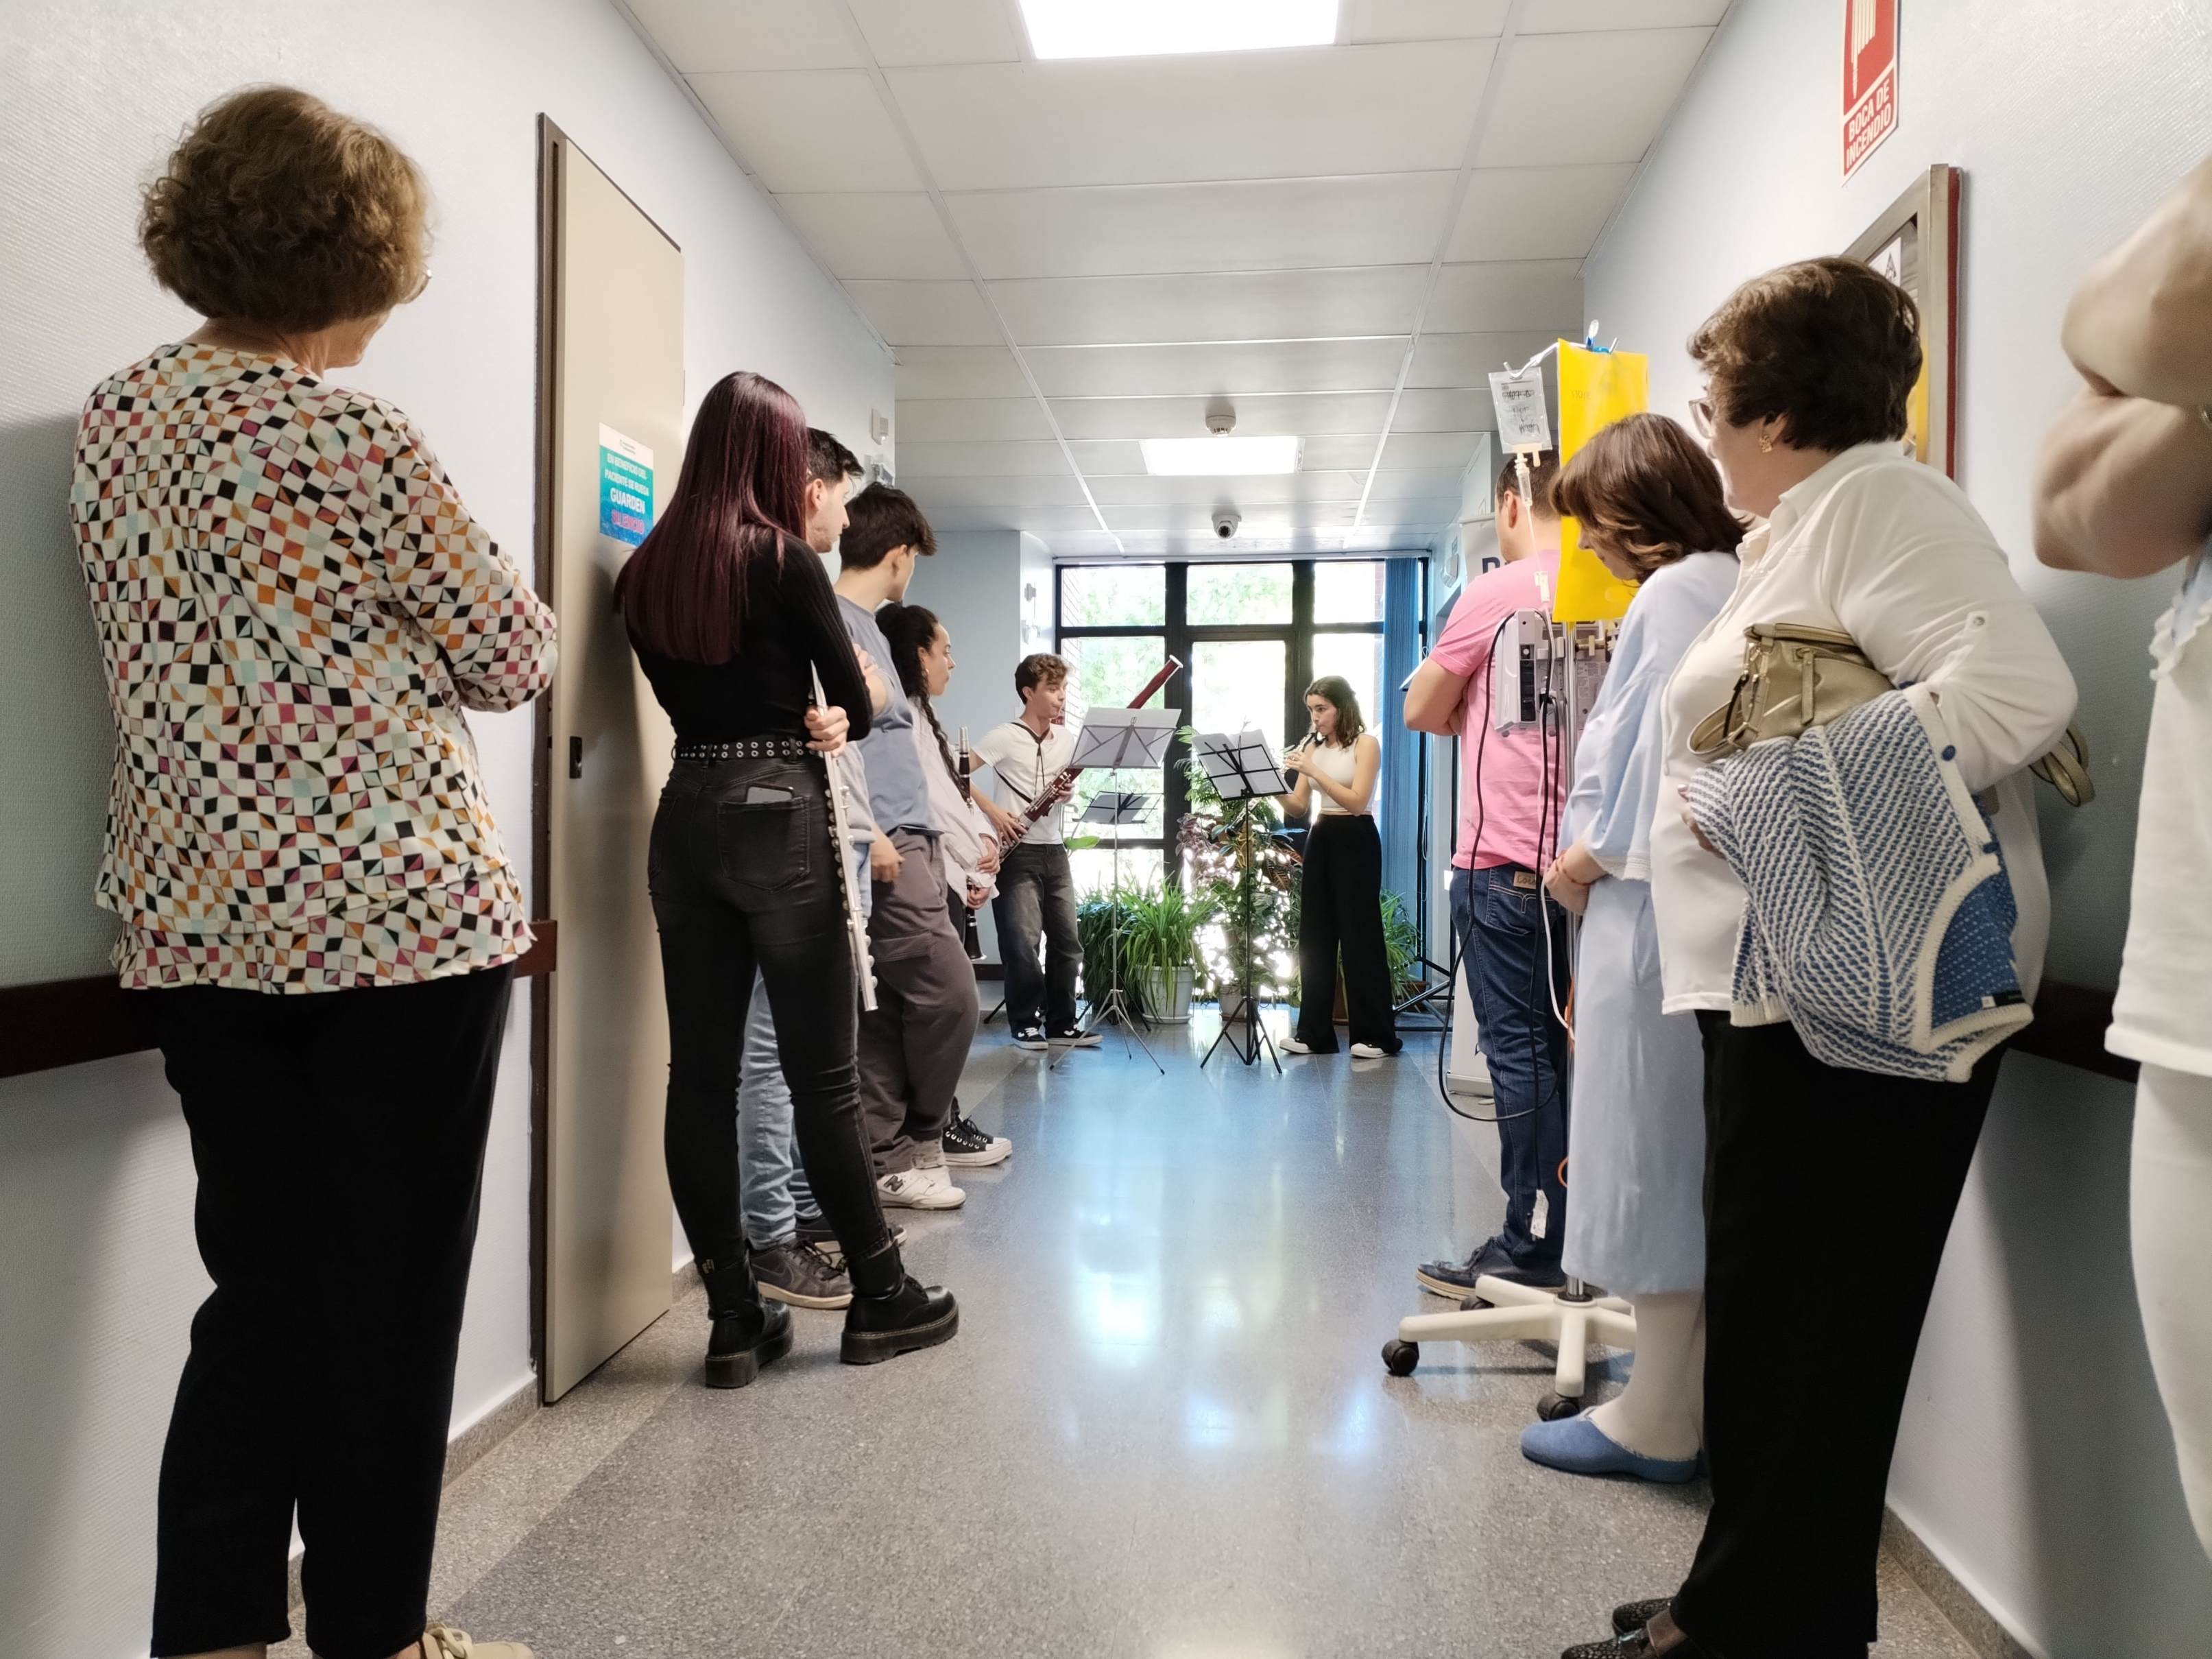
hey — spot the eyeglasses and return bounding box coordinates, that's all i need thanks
[405,267,434,304]
[1688,397,1716,440]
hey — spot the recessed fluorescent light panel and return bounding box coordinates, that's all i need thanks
[1019,0,1338,61]
[1140,436,1303,476]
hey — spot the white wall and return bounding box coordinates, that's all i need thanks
[1583,2,2212,1654]
[0,3,890,1655]
[904,529,1028,962]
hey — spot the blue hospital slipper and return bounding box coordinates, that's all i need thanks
[1520,1414,1701,1484]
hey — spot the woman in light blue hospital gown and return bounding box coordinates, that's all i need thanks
[1525,414,1744,1483]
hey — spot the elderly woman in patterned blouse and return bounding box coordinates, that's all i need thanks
[71,88,552,1659]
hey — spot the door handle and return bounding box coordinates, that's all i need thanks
[568,736,583,780]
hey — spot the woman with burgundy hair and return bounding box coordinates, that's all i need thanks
[621,370,957,1386]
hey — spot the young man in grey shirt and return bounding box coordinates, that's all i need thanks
[834,484,983,1210]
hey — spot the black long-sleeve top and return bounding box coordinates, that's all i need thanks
[630,534,874,745]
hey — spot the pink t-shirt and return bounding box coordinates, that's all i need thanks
[1429,549,1567,871]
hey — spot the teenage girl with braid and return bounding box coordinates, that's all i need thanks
[880,602,1013,1167]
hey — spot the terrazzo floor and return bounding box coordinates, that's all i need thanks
[281,1012,1981,1659]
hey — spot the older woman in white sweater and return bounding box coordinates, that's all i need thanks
[1568,259,2076,1659]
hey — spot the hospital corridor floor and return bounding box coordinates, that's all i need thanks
[279,1018,1982,1659]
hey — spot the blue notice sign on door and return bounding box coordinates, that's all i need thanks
[597,425,654,546]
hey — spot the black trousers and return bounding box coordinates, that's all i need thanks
[1670,1014,2003,1659]
[147,963,515,1659]
[649,754,893,1279]
[1293,814,1399,1052]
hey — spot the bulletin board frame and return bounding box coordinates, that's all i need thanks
[1844,163,1962,478]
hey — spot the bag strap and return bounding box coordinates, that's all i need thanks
[2029,723,2096,808]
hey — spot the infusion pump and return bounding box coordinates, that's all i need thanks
[1491,610,1618,733]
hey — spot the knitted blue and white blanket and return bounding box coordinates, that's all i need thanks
[1683,685,2033,1082]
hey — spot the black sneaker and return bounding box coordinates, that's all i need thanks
[752,1241,852,1309]
[1011,1025,1050,1051]
[792,1213,906,1255]
[942,1113,1012,1168]
[1415,1236,1567,1299]
[1050,1023,1103,1047]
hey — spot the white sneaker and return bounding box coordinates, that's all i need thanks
[879,1167,965,1210]
[1350,1042,1397,1059]
[1280,1036,1319,1055]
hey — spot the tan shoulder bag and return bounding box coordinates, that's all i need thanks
[1689,621,2095,807]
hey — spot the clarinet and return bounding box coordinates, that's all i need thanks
[957,725,984,962]
[810,665,878,1012]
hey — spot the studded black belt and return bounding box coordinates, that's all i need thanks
[673,737,811,765]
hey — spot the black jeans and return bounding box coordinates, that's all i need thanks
[146,964,514,1659]
[1452,863,1572,1273]
[649,755,892,1278]
[992,841,1079,1033]
[1670,1014,2003,1659]
[1293,814,1399,1052]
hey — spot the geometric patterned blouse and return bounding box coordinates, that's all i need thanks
[71,344,558,994]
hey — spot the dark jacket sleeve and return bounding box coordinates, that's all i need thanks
[778,536,873,742]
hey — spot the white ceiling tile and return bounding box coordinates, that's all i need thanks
[1299,433,1387,470]
[986,266,1429,347]
[774,193,967,279]
[895,440,1072,477]
[1065,440,1151,476]
[690,71,922,192]
[627,0,858,71]
[1426,265,1586,333]
[1345,0,1512,43]
[1379,431,1489,470]
[1406,329,1570,387]
[922,505,1107,535]
[1477,29,1714,167]
[1088,473,1371,509]
[1103,503,1363,534]
[887,40,1495,191]
[1393,388,1497,431]
[894,347,1033,400]
[1024,338,1408,399]
[948,173,1458,279]
[1050,393,1395,441]
[843,280,1002,346]
[897,398,1055,441]
[1445,164,1639,261]
[1364,470,1467,502]
[1519,0,1731,32]
[1351,514,1450,532]
[848,0,1022,65]
[902,473,1096,508]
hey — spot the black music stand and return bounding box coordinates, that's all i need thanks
[1194,730,1289,1073]
[1054,788,1163,1073]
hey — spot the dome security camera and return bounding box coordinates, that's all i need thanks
[1212,509,1240,540]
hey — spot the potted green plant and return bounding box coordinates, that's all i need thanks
[1120,879,1216,1025]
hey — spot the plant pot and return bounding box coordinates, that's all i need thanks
[1138,965,1195,1025]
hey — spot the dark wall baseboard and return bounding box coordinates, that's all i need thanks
[0,948,2121,1088]
[0,922,559,1082]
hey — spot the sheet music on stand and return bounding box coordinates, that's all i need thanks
[1066,705,1180,772]
[1193,728,1289,800]
[1079,791,1155,832]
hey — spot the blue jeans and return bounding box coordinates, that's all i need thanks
[1452,864,1571,1273]
[738,835,872,1249]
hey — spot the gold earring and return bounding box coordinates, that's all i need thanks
[1758,432,1775,454]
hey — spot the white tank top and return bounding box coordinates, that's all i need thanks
[1308,739,1363,815]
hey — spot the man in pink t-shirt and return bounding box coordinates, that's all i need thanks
[1402,451,1572,1298]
